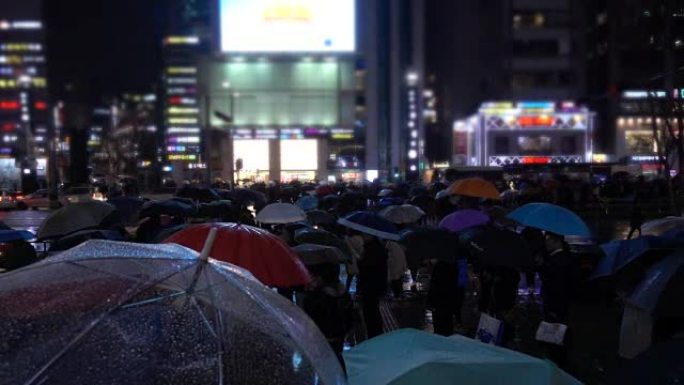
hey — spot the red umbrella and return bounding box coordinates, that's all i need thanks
[315,185,334,197]
[165,223,311,287]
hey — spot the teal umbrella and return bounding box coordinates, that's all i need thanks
[344,329,581,385]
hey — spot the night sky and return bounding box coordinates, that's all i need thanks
[45,0,166,103]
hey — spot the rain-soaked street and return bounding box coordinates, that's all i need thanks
[0,210,49,233]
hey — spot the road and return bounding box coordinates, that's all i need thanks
[0,209,49,233]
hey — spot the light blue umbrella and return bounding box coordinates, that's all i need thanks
[627,253,684,317]
[507,203,591,238]
[591,236,684,279]
[344,329,581,385]
[296,195,319,212]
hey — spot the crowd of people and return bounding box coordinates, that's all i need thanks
[4,169,684,384]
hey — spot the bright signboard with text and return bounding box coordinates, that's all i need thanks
[220,0,355,53]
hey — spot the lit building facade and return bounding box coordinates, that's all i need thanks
[160,0,212,182]
[163,36,205,167]
[453,101,595,167]
[202,56,357,183]
[0,0,48,190]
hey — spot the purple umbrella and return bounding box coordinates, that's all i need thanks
[439,209,490,233]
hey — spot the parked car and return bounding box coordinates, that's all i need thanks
[61,186,94,205]
[17,189,51,210]
[0,189,18,210]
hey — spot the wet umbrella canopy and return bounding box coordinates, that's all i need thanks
[36,201,119,241]
[165,223,311,288]
[0,240,345,385]
[256,203,307,224]
[139,198,197,219]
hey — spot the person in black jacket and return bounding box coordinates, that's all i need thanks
[301,262,353,372]
[540,231,580,367]
[356,233,389,339]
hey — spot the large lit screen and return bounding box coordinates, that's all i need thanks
[234,140,270,171]
[220,0,356,52]
[281,139,318,170]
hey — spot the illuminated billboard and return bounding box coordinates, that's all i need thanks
[220,0,355,53]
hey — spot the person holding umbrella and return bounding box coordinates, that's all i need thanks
[338,212,400,338]
[541,231,581,367]
[298,261,353,372]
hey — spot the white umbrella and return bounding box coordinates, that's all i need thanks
[256,203,307,224]
[380,204,426,225]
[378,189,393,197]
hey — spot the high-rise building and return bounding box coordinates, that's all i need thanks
[0,0,48,190]
[507,0,586,100]
[426,0,587,167]
[363,0,426,181]
[586,0,684,162]
[199,0,358,184]
[160,0,212,182]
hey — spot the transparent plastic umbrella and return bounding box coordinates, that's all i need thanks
[379,205,426,225]
[256,203,307,224]
[0,238,345,385]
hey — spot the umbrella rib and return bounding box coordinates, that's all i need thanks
[189,296,219,339]
[65,259,185,287]
[22,262,198,385]
[206,269,227,385]
[121,290,187,310]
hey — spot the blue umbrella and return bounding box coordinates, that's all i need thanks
[338,211,400,241]
[591,236,684,279]
[0,230,34,243]
[296,195,319,212]
[627,253,684,317]
[344,328,581,385]
[507,203,590,237]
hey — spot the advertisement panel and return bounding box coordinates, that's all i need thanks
[281,139,317,170]
[220,0,355,52]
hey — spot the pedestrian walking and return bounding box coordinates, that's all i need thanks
[627,200,644,239]
[356,233,389,339]
[539,232,580,367]
[386,239,407,299]
[300,262,353,372]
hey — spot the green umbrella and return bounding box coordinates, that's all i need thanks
[344,328,581,385]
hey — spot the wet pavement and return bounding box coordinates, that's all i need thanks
[0,209,49,233]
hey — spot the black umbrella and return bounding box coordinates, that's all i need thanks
[196,200,236,220]
[292,244,350,265]
[464,225,534,269]
[49,229,127,252]
[139,198,197,219]
[175,185,221,203]
[400,228,462,267]
[107,196,145,226]
[228,189,267,210]
[306,210,337,226]
[293,228,352,258]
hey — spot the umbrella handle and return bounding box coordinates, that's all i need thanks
[199,227,218,261]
